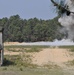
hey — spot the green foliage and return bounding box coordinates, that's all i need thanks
[69,48,74,52]
[20,67,23,71]
[0,15,63,42]
[3,55,37,68]
[66,60,74,66]
[25,47,42,53]
[59,46,74,49]
[2,67,7,70]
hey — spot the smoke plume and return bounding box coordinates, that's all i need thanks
[58,0,74,41]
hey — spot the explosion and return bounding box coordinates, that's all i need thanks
[51,0,74,41]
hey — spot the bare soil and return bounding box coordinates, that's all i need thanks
[4,42,74,68]
[32,48,74,68]
[3,42,74,75]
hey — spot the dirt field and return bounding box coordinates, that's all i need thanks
[3,42,74,75]
[32,48,74,68]
[4,43,74,68]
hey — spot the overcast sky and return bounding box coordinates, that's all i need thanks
[0,0,57,20]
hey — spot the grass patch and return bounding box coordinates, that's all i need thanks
[59,46,74,49]
[4,45,43,53]
[43,64,60,69]
[66,60,74,66]
[19,67,23,71]
[3,54,37,68]
[0,67,65,75]
[25,47,42,52]
[2,45,74,75]
[2,67,7,70]
[4,45,50,49]
[69,49,74,52]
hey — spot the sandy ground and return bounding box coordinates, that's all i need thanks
[4,42,74,68]
[32,48,74,68]
[4,42,20,46]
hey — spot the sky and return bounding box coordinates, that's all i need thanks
[0,0,57,20]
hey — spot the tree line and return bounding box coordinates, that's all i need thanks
[0,15,64,42]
